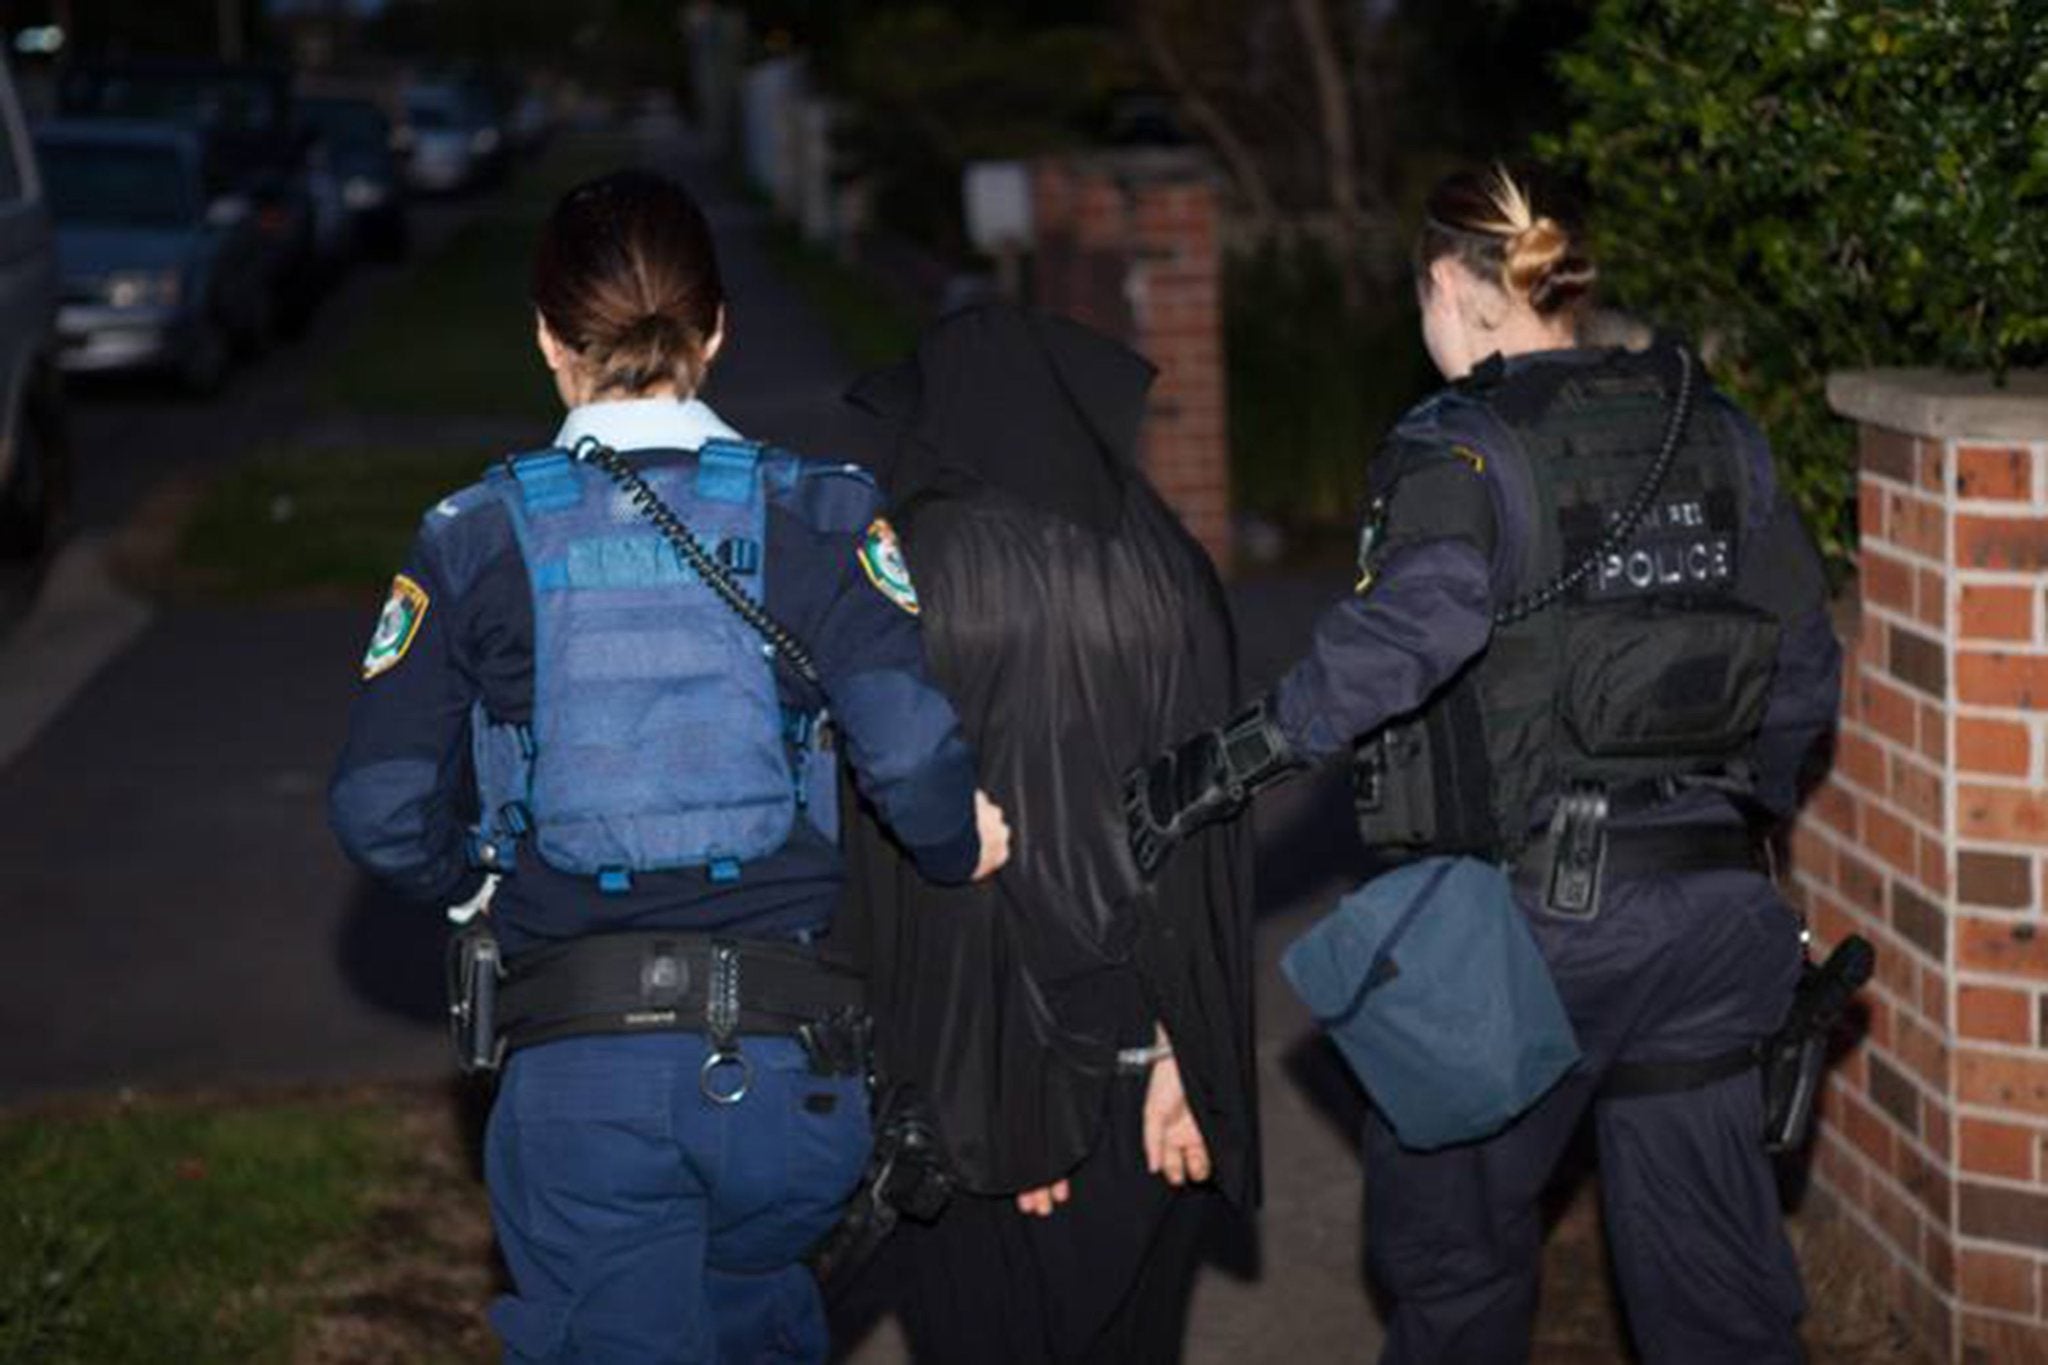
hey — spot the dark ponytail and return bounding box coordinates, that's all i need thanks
[531,170,725,396]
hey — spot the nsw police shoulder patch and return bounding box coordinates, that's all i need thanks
[362,573,429,679]
[856,517,920,616]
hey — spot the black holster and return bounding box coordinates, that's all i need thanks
[447,919,505,1076]
[809,1083,956,1296]
[1761,935,1875,1153]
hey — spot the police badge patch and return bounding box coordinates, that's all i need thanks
[857,517,920,615]
[362,574,429,679]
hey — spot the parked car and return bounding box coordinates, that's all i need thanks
[37,120,273,394]
[56,59,326,333]
[301,95,407,260]
[395,80,502,195]
[0,53,67,559]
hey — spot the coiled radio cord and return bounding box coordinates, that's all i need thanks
[571,435,823,687]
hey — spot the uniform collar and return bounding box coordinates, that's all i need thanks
[553,396,742,454]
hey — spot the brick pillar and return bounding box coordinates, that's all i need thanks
[1027,150,1232,573]
[1791,370,2048,1364]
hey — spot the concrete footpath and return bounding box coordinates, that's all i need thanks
[0,115,1388,1361]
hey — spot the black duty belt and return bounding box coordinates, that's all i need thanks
[498,932,866,1060]
[1511,821,1769,909]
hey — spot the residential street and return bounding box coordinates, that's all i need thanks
[0,114,1387,1361]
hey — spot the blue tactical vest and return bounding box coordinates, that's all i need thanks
[467,439,835,892]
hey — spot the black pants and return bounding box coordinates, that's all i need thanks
[1365,869,1808,1365]
[891,1071,1213,1365]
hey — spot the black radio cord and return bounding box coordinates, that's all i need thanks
[1493,343,1699,627]
[569,436,823,687]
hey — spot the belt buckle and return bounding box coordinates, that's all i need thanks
[1542,785,1608,921]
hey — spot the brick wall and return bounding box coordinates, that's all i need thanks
[1026,150,1233,573]
[1793,370,2048,1364]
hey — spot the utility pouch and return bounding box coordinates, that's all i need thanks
[1351,680,1498,859]
[1762,935,1875,1153]
[448,919,506,1076]
[1541,784,1609,919]
[1557,600,1780,760]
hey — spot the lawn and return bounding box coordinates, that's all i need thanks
[0,1095,402,1364]
[316,134,638,423]
[176,445,492,596]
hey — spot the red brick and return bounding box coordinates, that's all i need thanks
[1889,751,1946,830]
[1861,426,1920,484]
[1959,783,2048,848]
[1960,582,2039,642]
[1959,1247,2039,1314]
[1959,716,2034,778]
[1860,482,1887,541]
[1892,1130,1950,1220]
[1861,549,1916,615]
[1917,700,1948,766]
[1814,1125,1868,1205]
[1959,1313,2048,1365]
[1915,566,1948,629]
[1958,914,2048,979]
[1920,968,1948,1025]
[1959,1116,2035,1180]
[1959,984,2036,1044]
[1958,850,2038,907]
[1919,440,1949,495]
[1837,849,1886,915]
[1859,674,1921,749]
[1958,650,2048,708]
[1865,804,1920,874]
[1810,782,1860,840]
[1926,1228,1957,1296]
[1923,1095,1953,1162]
[1886,488,1947,559]
[1919,835,1951,896]
[1957,1047,2048,1119]
[1894,1010,1950,1090]
[1956,444,2037,501]
[1957,514,2048,572]
[1865,1169,1923,1258]
[1838,1086,1897,1171]
[1790,826,1838,888]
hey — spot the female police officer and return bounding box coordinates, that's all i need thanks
[329,169,1010,1364]
[1127,166,1841,1363]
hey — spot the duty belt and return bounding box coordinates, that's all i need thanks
[495,933,868,1094]
[1512,820,1770,917]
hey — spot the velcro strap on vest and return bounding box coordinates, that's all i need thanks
[696,437,762,504]
[508,450,584,513]
[497,933,865,1055]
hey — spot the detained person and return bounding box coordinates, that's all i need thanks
[328,170,1010,1365]
[836,303,1259,1363]
[1126,166,1841,1364]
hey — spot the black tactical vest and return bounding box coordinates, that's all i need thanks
[1353,345,1780,858]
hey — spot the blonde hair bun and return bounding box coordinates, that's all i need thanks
[1503,216,1572,305]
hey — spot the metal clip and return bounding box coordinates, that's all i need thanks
[1543,784,1609,920]
[701,941,747,1104]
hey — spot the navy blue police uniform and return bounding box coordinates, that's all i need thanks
[1264,344,1840,1364]
[330,396,982,1365]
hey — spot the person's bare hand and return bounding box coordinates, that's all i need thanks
[1142,1039,1211,1188]
[971,789,1011,880]
[1014,1179,1071,1217]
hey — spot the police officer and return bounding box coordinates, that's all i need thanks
[329,170,1010,1365]
[1127,165,1840,1363]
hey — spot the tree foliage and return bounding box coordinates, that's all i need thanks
[1547,0,2048,553]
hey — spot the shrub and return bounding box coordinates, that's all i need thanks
[1547,0,2048,556]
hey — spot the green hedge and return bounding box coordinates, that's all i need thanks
[1546,0,2048,556]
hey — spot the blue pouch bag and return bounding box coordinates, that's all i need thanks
[1279,855,1581,1150]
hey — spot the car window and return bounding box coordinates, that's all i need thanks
[37,141,196,228]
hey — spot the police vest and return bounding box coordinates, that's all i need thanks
[467,440,833,893]
[1353,346,1780,856]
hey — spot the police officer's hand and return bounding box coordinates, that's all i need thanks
[1014,1178,1071,1217]
[1123,699,1300,880]
[971,789,1011,881]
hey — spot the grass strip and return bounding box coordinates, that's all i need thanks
[0,1097,400,1365]
[177,445,490,596]
[317,135,636,421]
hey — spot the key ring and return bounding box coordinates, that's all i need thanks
[700,1047,753,1105]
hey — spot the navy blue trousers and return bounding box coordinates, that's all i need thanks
[1364,869,1808,1365]
[485,1033,871,1364]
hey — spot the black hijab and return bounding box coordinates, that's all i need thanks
[838,304,1259,1205]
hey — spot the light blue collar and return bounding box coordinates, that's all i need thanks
[552,397,742,454]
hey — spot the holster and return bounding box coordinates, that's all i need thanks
[447,919,505,1076]
[1761,935,1875,1153]
[809,1083,956,1296]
